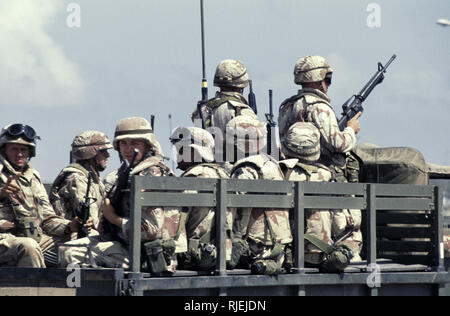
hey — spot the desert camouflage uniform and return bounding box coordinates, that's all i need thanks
[191,91,258,132]
[50,163,105,232]
[191,59,257,136]
[50,131,112,234]
[231,154,293,274]
[170,127,234,270]
[0,154,72,267]
[279,56,362,261]
[60,118,186,273]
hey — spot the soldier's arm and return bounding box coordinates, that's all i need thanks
[311,103,356,153]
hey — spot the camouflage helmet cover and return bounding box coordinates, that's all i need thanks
[225,115,267,153]
[71,130,113,161]
[214,59,249,89]
[282,122,320,162]
[0,124,38,157]
[113,117,163,156]
[294,55,333,85]
[170,126,215,163]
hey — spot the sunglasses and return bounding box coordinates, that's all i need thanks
[5,124,40,141]
[324,72,332,86]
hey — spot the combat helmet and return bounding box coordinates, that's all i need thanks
[214,59,249,89]
[113,117,163,157]
[71,130,113,161]
[170,126,215,164]
[225,115,267,154]
[281,122,321,162]
[0,123,41,157]
[294,56,333,85]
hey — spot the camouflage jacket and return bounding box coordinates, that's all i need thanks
[106,154,187,253]
[50,163,105,230]
[0,154,70,237]
[231,153,292,246]
[181,163,233,241]
[191,91,258,132]
[280,159,332,182]
[278,88,356,167]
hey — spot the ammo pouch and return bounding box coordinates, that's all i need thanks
[14,217,42,243]
[142,239,176,274]
[185,239,217,271]
[319,245,354,273]
[227,238,250,270]
[250,243,286,275]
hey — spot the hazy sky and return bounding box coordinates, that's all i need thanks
[0,0,449,181]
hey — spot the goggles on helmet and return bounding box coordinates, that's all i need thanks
[5,124,41,141]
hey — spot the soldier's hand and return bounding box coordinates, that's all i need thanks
[69,217,94,233]
[346,112,361,134]
[0,174,21,199]
[84,217,94,234]
[0,220,15,231]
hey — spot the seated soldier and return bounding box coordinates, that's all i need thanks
[0,123,89,267]
[279,122,357,272]
[170,126,234,271]
[227,116,293,275]
[50,131,113,238]
[59,117,187,274]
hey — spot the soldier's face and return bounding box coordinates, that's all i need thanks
[4,144,30,169]
[119,139,148,163]
[95,149,110,171]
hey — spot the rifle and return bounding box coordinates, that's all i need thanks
[265,89,277,157]
[196,0,207,129]
[75,172,95,239]
[150,115,155,131]
[110,149,139,216]
[337,54,396,131]
[102,149,139,243]
[248,80,258,114]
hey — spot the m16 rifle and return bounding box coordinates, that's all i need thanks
[338,54,397,131]
[103,149,139,243]
[248,80,258,114]
[265,89,277,158]
[75,172,96,239]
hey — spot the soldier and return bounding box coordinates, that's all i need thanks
[191,59,258,133]
[50,131,113,236]
[279,122,354,272]
[226,116,293,275]
[0,123,89,267]
[170,126,233,270]
[278,55,363,263]
[60,117,187,274]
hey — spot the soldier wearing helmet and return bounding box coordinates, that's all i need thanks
[50,130,113,234]
[279,56,363,264]
[191,59,258,153]
[60,117,187,273]
[279,55,361,168]
[279,122,357,272]
[170,127,234,271]
[225,116,293,275]
[0,123,87,267]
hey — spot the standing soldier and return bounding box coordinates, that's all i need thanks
[191,59,258,131]
[50,130,113,236]
[278,55,363,263]
[226,116,293,275]
[60,117,187,274]
[170,126,233,271]
[0,123,89,267]
[279,122,354,272]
